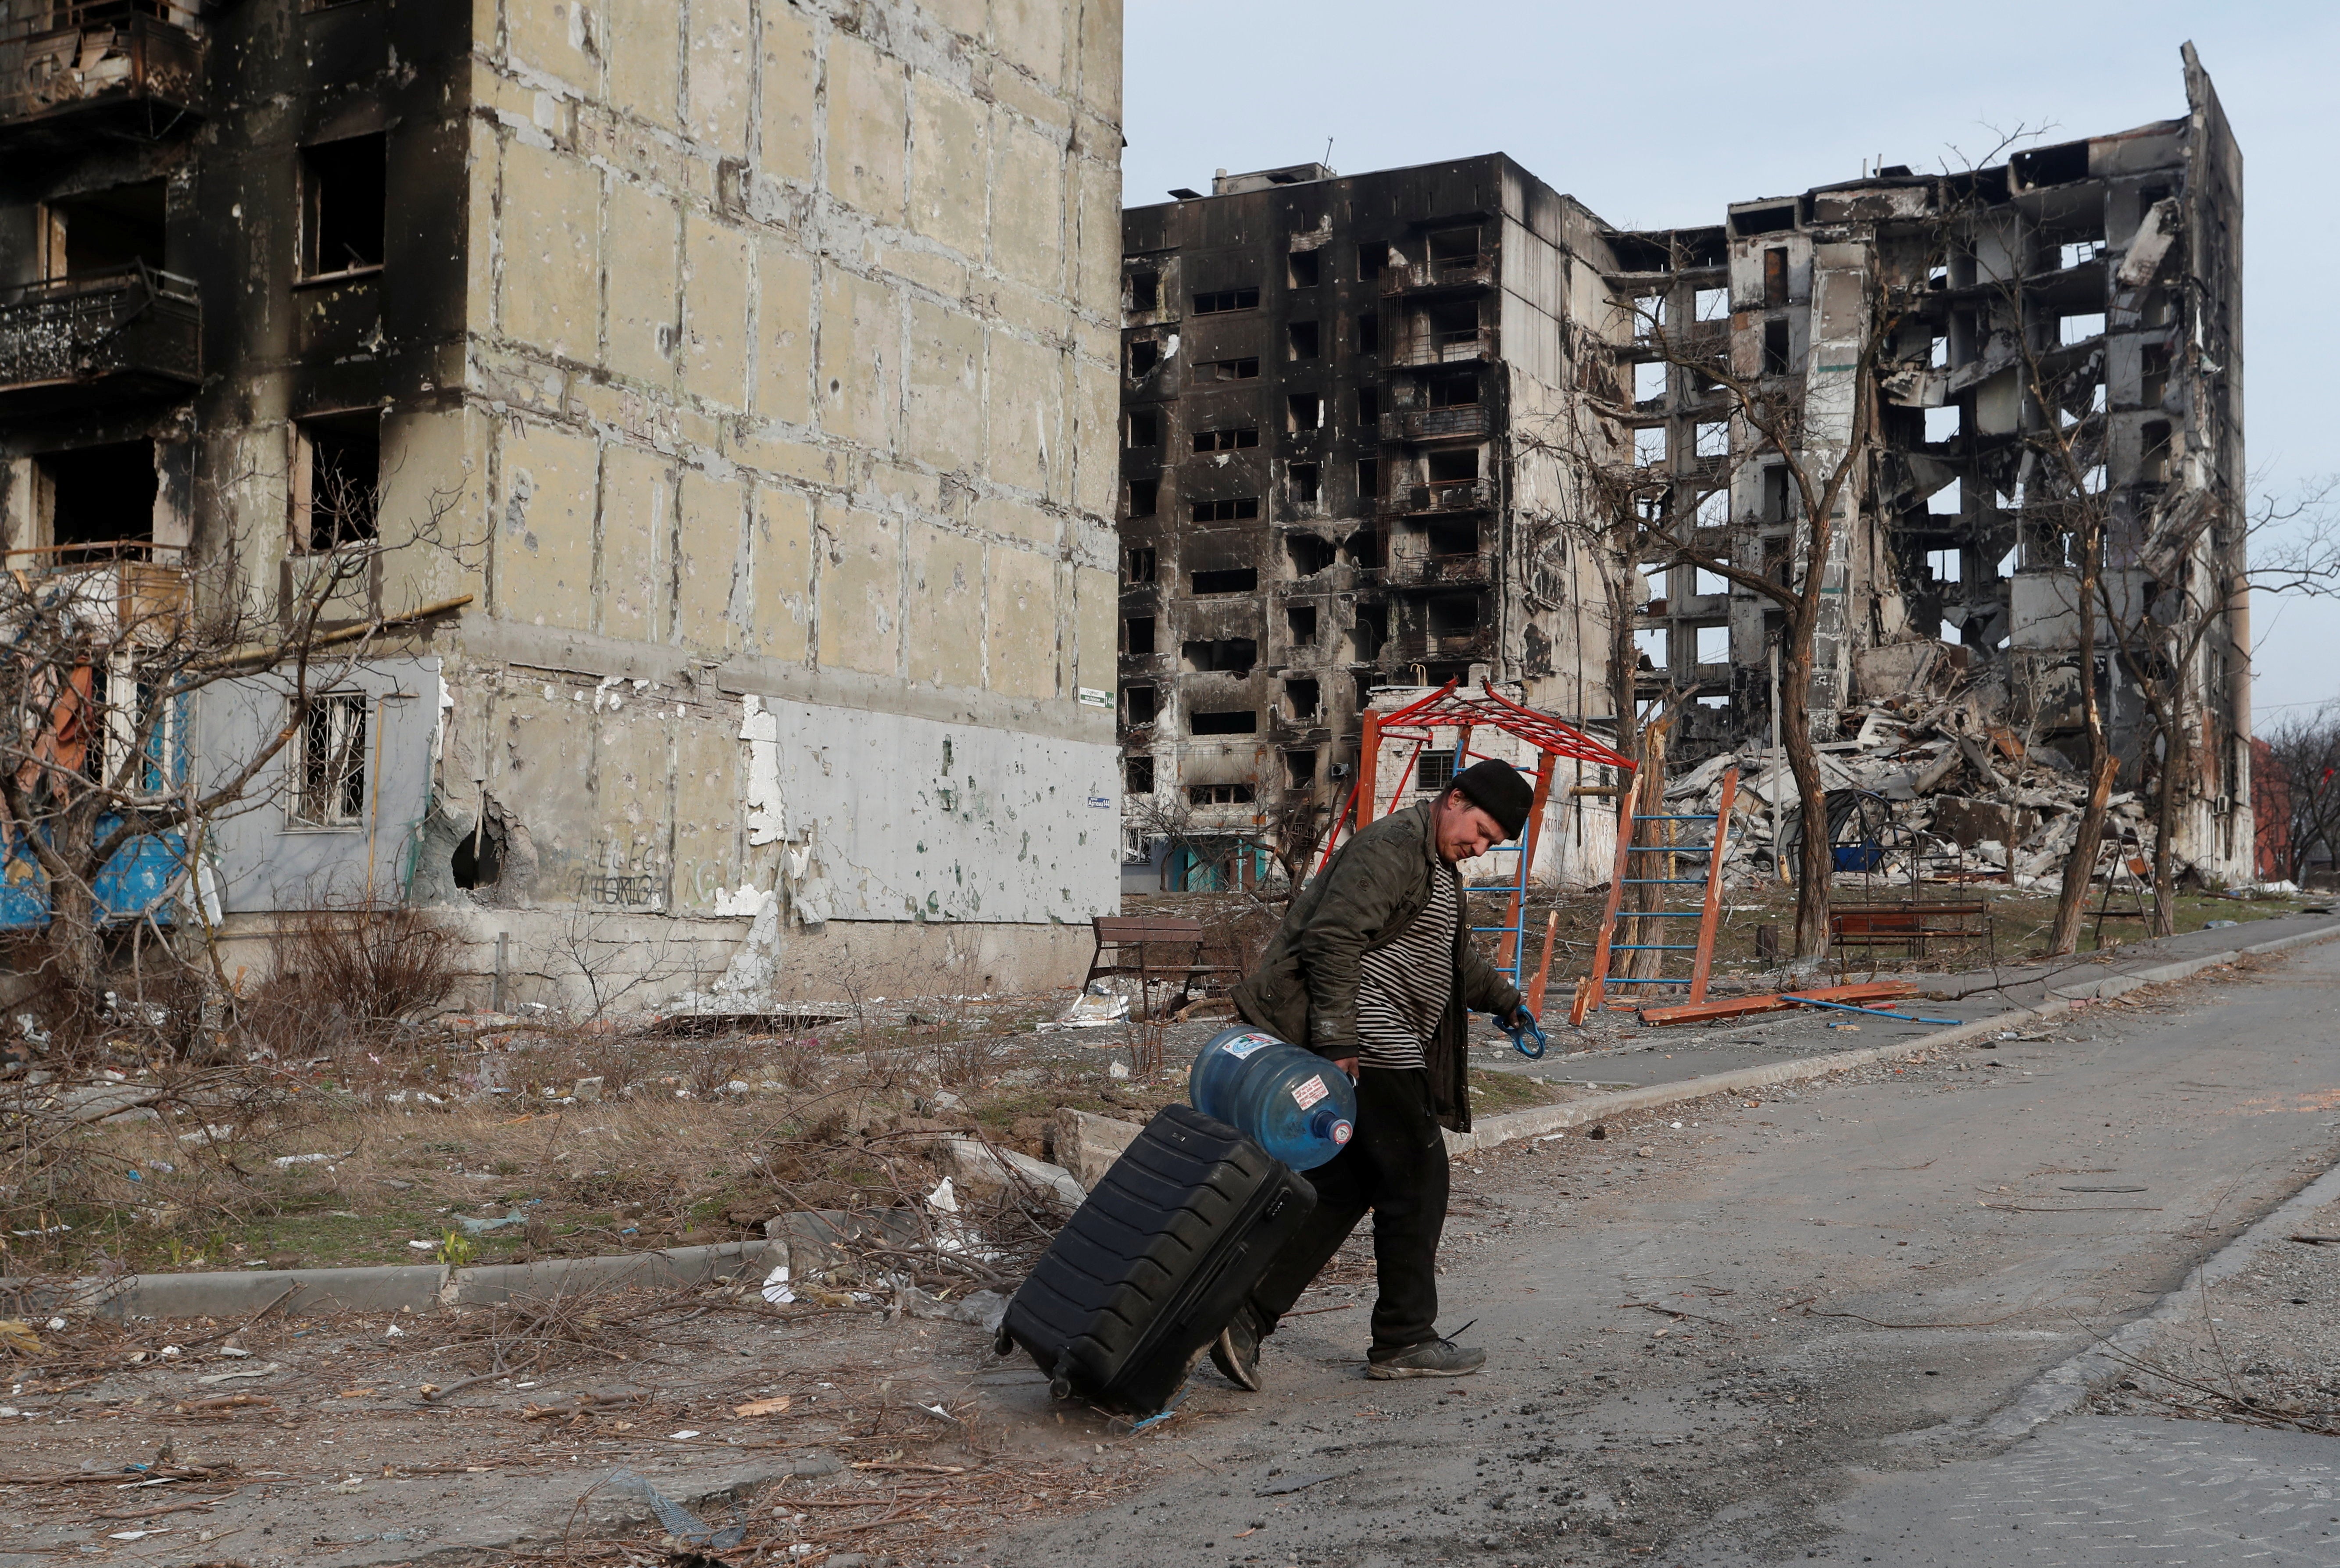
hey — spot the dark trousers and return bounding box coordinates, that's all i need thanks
[1244,1065,1448,1357]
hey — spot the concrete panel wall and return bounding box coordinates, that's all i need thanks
[416,0,1121,980]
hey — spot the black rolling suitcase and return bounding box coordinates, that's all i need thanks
[997,1103,1315,1417]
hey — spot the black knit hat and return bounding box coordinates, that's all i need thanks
[1450,759,1535,839]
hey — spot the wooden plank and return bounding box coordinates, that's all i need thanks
[1684,765,1738,1005]
[1636,980,1918,1027]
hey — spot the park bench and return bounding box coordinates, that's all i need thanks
[1082,915,1242,1014]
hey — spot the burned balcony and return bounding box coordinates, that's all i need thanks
[1386,325,1494,368]
[1383,477,1492,517]
[0,264,200,414]
[0,0,205,151]
[1379,404,1490,443]
[1382,255,1496,295]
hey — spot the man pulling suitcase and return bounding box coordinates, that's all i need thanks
[1213,759,1536,1385]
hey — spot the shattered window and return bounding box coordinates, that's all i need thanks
[1190,499,1260,523]
[1129,271,1159,311]
[1694,421,1729,459]
[294,693,368,827]
[1193,426,1259,452]
[1634,427,1668,466]
[1694,288,1729,322]
[1202,357,1260,381]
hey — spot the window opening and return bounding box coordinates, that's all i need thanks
[295,693,369,826]
[1763,318,1792,376]
[1193,426,1259,452]
[1286,605,1318,646]
[1181,638,1257,674]
[1351,604,1386,660]
[1285,679,1320,723]
[1428,375,1479,408]
[1125,757,1156,794]
[1694,489,1729,529]
[1694,421,1728,459]
[1127,410,1159,447]
[1634,427,1667,466]
[1190,499,1261,523]
[1190,566,1259,594]
[1128,477,1158,518]
[1763,247,1788,307]
[1693,566,1729,596]
[1356,457,1380,501]
[1128,271,1159,311]
[1128,339,1159,376]
[1125,685,1157,725]
[1415,752,1457,794]
[1125,546,1156,584]
[302,134,387,277]
[1356,385,1381,423]
[1288,321,1320,360]
[2059,312,2106,346]
[1924,405,1961,443]
[1124,615,1156,656]
[1288,394,1322,431]
[1694,625,1728,664]
[42,181,167,278]
[1926,548,1961,582]
[1355,312,1379,354]
[38,442,157,556]
[1188,781,1255,805]
[1633,361,1667,404]
[1285,534,1335,575]
[1284,749,1318,788]
[1189,711,1260,736]
[1358,241,1388,280]
[1694,287,1728,321]
[1202,357,1260,381]
[1426,520,1477,557]
[1192,286,1259,315]
[1290,463,1320,505]
[1288,251,1320,288]
[297,414,381,552]
[1428,595,1480,637]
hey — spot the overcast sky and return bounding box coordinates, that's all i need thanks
[1121,1,2338,724]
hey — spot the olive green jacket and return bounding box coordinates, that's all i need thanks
[1230,801,1520,1134]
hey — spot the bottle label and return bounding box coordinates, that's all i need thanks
[1291,1074,1329,1111]
[1219,1033,1277,1060]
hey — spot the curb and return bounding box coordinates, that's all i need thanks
[34,1239,779,1323]
[1448,917,2340,1158]
[1984,1157,2340,1440]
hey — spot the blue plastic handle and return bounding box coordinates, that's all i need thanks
[1499,1011,1547,1060]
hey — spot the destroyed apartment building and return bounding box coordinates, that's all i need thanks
[0,0,1128,1001]
[1119,47,2250,890]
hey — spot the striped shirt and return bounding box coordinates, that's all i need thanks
[1354,868,1459,1071]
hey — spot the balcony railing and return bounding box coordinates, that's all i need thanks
[1382,256,1495,294]
[0,264,200,414]
[1383,477,1492,516]
[1382,551,1491,588]
[1386,326,1493,368]
[0,0,204,143]
[1379,404,1489,443]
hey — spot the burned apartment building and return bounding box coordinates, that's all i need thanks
[1116,156,1623,888]
[0,0,1127,998]
[1122,48,2250,887]
[1621,45,2247,879]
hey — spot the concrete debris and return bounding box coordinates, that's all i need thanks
[1667,692,2166,896]
[1048,1108,1146,1190]
[944,1140,1086,1210]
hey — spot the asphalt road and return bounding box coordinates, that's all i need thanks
[979,936,2340,1567]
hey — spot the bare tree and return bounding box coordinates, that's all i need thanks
[2259,703,2340,886]
[0,456,466,1046]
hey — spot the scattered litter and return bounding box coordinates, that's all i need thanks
[195,1364,280,1385]
[732,1396,793,1418]
[668,1429,703,1440]
[1040,988,1130,1030]
[270,1153,338,1168]
[925,1177,959,1214]
[761,1264,796,1306]
[1256,1469,1347,1497]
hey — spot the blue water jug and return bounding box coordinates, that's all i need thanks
[1187,1027,1357,1172]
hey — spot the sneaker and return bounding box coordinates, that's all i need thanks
[1209,1309,1263,1392]
[1365,1338,1486,1379]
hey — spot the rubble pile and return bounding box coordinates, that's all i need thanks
[1663,696,2150,897]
